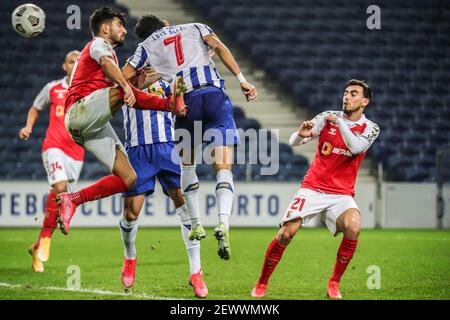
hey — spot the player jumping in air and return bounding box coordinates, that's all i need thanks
[251,80,380,299]
[57,7,187,235]
[119,79,207,298]
[19,50,84,272]
[122,16,258,260]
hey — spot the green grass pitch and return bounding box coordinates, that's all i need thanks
[0,228,449,300]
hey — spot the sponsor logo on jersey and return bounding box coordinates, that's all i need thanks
[332,147,352,157]
[321,142,352,157]
[321,142,333,156]
[328,127,337,135]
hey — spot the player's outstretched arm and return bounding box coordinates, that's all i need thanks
[203,33,258,102]
[19,106,41,140]
[99,56,136,106]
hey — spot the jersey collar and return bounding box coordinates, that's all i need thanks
[340,111,366,126]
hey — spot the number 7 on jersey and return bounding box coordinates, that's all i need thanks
[163,33,184,66]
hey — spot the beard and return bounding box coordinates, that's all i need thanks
[112,33,125,47]
[343,104,362,116]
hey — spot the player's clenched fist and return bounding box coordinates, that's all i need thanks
[298,120,315,138]
[241,82,258,102]
[19,127,32,140]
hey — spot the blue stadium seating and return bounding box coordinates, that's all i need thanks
[187,0,450,182]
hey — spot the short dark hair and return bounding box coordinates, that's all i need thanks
[346,79,373,101]
[89,6,127,36]
[134,15,165,39]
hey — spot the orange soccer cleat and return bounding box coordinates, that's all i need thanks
[189,270,208,298]
[56,193,77,235]
[28,245,44,272]
[171,76,187,117]
[327,280,342,299]
[121,257,137,290]
[251,282,268,298]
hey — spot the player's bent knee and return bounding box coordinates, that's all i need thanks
[343,220,360,239]
[123,208,139,221]
[277,228,295,245]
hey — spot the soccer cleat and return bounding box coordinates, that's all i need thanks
[213,222,231,260]
[172,76,187,117]
[121,257,137,290]
[189,270,208,298]
[36,237,51,262]
[251,282,268,298]
[327,280,342,299]
[188,224,207,241]
[56,193,77,236]
[28,245,44,272]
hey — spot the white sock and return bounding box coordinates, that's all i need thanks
[181,165,201,227]
[216,169,234,230]
[119,216,138,260]
[177,204,201,274]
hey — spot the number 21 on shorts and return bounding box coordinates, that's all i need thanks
[290,197,306,212]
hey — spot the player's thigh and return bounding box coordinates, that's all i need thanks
[84,122,127,172]
[212,145,233,171]
[325,195,360,237]
[65,87,114,142]
[42,148,69,186]
[202,93,240,156]
[63,154,83,183]
[157,143,184,206]
[279,188,326,228]
[123,194,145,221]
[122,145,158,198]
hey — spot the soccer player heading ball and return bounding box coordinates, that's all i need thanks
[57,7,187,235]
[122,16,258,260]
[252,79,380,299]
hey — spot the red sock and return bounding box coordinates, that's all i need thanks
[330,237,358,283]
[69,175,128,206]
[34,191,58,249]
[118,83,171,111]
[258,239,287,285]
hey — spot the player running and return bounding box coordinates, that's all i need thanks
[122,16,258,260]
[251,80,380,299]
[56,7,187,235]
[19,50,84,272]
[119,79,207,298]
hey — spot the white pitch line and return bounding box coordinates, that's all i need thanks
[0,282,186,300]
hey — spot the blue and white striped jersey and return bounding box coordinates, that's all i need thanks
[128,23,225,93]
[122,80,175,147]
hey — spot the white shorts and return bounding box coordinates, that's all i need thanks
[65,87,126,172]
[42,148,83,188]
[280,188,359,236]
